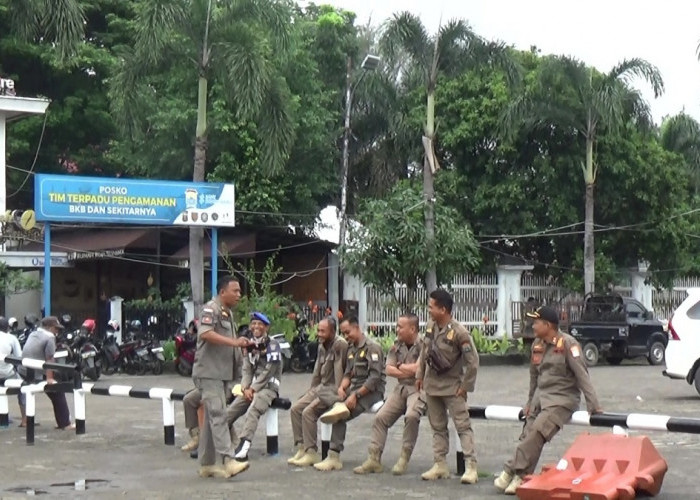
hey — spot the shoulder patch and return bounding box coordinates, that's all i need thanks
[570,345,580,358]
[201,315,214,325]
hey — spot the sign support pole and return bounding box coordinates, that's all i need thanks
[43,223,51,316]
[211,227,218,293]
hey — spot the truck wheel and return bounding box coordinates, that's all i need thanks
[606,357,623,366]
[582,342,599,367]
[647,341,665,366]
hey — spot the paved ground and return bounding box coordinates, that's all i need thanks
[1,359,699,499]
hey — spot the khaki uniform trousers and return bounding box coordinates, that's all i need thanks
[426,394,476,463]
[183,388,201,430]
[290,386,338,451]
[369,386,425,455]
[329,391,383,453]
[194,377,235,466]
[225,388,277,442]
[505,405,573,476]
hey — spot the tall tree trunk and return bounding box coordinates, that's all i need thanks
[583,137,595,295]
[423,91,437,293]
[190,76,208,309]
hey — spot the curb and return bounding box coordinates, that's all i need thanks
[479,353,527,366]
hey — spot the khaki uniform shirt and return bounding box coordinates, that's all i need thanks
[527,332,601,413]
[417,319,479,396]
[345,336,386,394]
[241,337,283,393]
[310,335,349,390]
[386,337,423,395]
[192,297,236,381]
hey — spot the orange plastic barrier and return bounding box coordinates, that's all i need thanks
[516,433,668,500]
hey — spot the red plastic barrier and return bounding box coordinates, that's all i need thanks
[516,433,668,500]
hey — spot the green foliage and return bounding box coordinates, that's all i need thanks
[470,328,523,356]
[369,333,397,354]
[343,180,480,310]
[162,339,175,362]
[0,263,41,295]
[225,254,298,340]
[123,285,189,310]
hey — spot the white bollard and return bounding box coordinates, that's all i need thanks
[74,388,86,434]
[0,389,9,427]
[161,397,175,445]
[266,408,279,455]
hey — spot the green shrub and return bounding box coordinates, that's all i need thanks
[470,328,525,355]
[370,333,397,354]
[162,339,175,361]
[225,254,299,341]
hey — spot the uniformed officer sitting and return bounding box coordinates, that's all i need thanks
[494,305,603,495]
[226,312,282,461]
[354,313,425,476]
[314,316,386,471]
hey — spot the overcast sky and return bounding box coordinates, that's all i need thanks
[316,0,700,124]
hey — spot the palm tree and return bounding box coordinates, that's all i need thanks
[380,12,519,292]
[111,0,295,309]
[504,56,663,294]
[10,0,85,61]
[660,112,700,193]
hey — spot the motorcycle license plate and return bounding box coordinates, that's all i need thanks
[54,350,69,359]
[81,351,95,359]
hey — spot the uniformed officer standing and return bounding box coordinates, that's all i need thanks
[314,316,386,471]
[354,313,425,475]
[288,318,348,467]
[416,289,479,483]
[226,312,282,461]
[494,306,602,495]
[192,275,253,479]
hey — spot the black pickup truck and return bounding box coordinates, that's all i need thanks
[567,295,667,367]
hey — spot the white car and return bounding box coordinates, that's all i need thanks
[663,288,700,394]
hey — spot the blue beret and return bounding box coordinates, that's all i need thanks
[251,312,271,325]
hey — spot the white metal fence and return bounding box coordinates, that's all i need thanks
[366,274,700,333]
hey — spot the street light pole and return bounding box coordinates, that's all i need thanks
[338,54,380,254]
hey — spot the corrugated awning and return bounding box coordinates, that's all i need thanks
[169,233,256,259]
[22,228,158,260]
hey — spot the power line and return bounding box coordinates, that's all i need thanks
[6,112,49,199]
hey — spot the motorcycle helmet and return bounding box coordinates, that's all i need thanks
[107,319,120,331]
[24,313,38,328]
[8,317,18,329]
[0,316,9,332]
[130,319,142,330]
[61,314,72,326]
[81,318,96,334]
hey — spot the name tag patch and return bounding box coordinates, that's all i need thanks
[371,353,379,361]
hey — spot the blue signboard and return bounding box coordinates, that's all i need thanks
[34,174,235,227]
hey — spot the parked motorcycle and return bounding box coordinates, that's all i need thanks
[290,319,318,373]
[76,318,100,381]
[98,320,141,376]
[174,321,197,377]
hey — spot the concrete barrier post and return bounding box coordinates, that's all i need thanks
[74,388,86,435]
[320,422,331,459]
[0,390,9,427]
[266,408,279,455]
